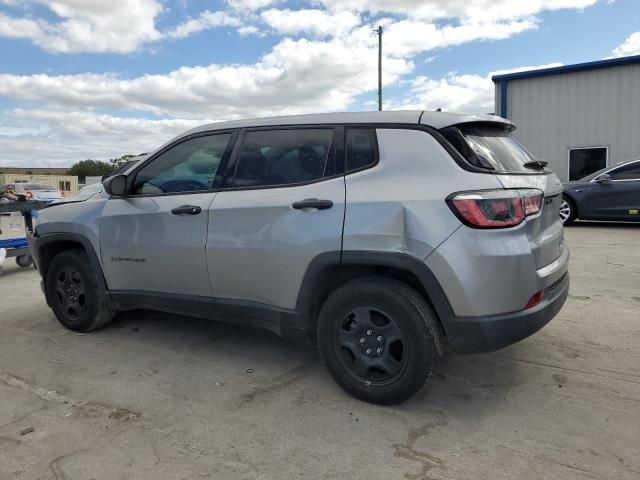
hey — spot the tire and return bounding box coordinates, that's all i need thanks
[45,249,115,332]
[317,276,443,405]
[559,195,577,225]
[16,255,33,268]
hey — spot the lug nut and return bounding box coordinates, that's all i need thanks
[377,336,383,341]
[366,348,372,354]
[360,338,366,344]
[366,330,373,335]
[376,348,383,354]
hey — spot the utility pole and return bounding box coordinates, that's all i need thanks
[374,25,383,111]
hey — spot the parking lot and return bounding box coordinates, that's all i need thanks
[0,221,638,480]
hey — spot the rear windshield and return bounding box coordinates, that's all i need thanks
[441,124,543,173]
[18,183,54,190]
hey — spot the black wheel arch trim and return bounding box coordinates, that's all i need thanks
[30,232,108,300]
[296,250,456,336]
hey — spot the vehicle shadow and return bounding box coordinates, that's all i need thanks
[102,309,524,418]
[570,220,640,229]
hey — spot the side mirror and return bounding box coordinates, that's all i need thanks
[596,173,612,183]
[103,174,127,196]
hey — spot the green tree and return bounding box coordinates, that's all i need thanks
[110,154,138,170]
[67,159,113,182]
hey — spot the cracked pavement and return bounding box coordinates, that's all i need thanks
[0,221,639,479]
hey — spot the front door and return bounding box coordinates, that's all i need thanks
[207,127,345,311]
[100,132,234,297]
[586,161,640,220]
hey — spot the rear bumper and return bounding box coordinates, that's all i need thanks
[447,272,569,354]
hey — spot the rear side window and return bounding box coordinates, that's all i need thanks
[233,129,334,188]
[609,161,640,180]
[441,124,541,173]
[346,129,377,172]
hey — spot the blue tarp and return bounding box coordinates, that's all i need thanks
[0,238,28,249]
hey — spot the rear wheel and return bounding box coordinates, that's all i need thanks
[559,195,576,225]
[46,249,115,332]
[317,277,442,405]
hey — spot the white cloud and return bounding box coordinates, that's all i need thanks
[317,0,599,21]
[389,63,563,113]
[0,0,162,54]
[0,37,412,119]
[612,32,640,57]
[261,9,361,37]
[165,10,241,39]
[0,109,204,166]
[237,25,264,37]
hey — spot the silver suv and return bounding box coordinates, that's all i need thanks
[29,111,569,404]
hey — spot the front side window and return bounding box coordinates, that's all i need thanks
[132,134,231,195]
[608,161,640,181]
[346,129,377,172]
[233,129,334,188]
[569,147,607,181]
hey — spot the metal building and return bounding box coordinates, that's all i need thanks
[492,55,640,182]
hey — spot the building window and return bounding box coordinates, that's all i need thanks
[58,181,71,191]
[568,147,608,181]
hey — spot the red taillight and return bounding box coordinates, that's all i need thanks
[524,291,544,309]
[25,191,33,198]
[60,191,65,197]
[447,189,543,229]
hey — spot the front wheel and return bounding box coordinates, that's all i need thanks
[46,249,115,332]
[559,195,576,225]
[317,277,443,405]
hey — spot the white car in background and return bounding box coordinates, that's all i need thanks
[0,183,64,203]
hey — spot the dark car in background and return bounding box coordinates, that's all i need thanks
[560,159,640,224]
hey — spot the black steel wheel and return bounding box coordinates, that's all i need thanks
[335,306,407,385]
[318,276,443,405]
[54,266,87,321]
[46,249,115,332]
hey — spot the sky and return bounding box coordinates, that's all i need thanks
[0,0,639,167]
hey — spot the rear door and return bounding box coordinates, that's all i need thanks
[206,127,345,311]
[585,161,640,220]
[100,132,235,297]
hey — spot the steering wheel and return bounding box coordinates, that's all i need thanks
[159,179,209,193]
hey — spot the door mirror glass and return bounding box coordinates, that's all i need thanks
[103,174,127,196]
[596,173,611,183]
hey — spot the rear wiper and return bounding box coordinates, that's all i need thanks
[523,160,548,169]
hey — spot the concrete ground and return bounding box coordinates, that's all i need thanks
[1,218,639,480]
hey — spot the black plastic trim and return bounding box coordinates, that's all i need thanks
[447,273,569,353]
[109,291,307,340]
[340,251,456,331]
[29,232,109,303]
